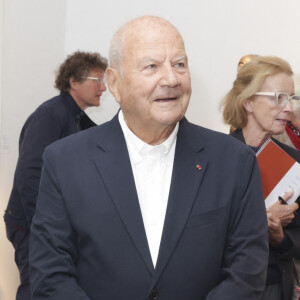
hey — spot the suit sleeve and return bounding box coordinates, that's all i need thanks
[206,152,269,300]
[29,149,90,299]
[15,110,64,226]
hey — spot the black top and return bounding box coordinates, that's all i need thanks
[4,92,96,230]
[230,129,300,285]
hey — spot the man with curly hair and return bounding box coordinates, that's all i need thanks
[4,51,107,300]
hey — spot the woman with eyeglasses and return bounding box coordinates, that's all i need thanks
[222,56,300,300]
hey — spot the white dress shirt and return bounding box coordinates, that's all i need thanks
[118,111,178,266]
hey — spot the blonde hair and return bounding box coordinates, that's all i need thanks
[222,56,293,128]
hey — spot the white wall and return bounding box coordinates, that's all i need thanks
[0,1,67,299]
[1,0,300,298]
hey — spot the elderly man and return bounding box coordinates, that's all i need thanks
[30,17,268,299]
[5,51,107,300]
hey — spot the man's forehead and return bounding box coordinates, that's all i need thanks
[123,43,187,66]
[134,26,180,41]
[89,68,105,74]
[123,26,184,53]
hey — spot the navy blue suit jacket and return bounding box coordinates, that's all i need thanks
[30,114,269,299]
[4,92,95,230]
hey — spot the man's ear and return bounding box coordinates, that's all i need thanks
[69,77,77,90]
[106,68,121,104]
[242,98,253,113]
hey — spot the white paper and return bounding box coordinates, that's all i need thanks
[265,162,300,208]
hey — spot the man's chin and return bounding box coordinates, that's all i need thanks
[156,115,184,127]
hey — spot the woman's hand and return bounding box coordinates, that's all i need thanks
[267,190,298,227]
[267,212,283,245]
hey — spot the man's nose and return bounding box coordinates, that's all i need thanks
[159,65,180,87]
[99,82,106,91]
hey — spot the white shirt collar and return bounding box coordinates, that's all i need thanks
[118,110,179,164]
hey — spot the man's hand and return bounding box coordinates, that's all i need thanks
[267,190,298,227]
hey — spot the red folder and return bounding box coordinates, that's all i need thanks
[256,139,300,207]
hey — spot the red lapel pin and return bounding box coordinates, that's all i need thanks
[196,164,202,170]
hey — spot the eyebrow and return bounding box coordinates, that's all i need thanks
[173,55,188,62]
[138,55,188,66]
[138,57,163,66]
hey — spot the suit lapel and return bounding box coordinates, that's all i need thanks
[93,115,154,274]
[150,119,208,286]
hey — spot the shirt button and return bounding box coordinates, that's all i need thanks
[149,289,159,299]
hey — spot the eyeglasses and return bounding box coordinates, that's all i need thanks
[81,76,105,85]
[254,92,300,107]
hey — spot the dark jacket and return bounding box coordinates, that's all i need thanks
[30,115,268,299]
[231,128,300,300]
[4,92,96,230]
